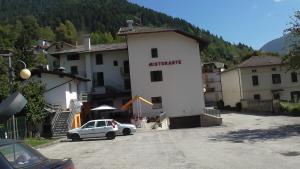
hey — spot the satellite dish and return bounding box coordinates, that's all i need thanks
[0,91,27,121]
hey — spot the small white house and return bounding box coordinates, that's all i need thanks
[31,68,90,110]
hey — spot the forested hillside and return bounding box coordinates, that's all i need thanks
[0,0,254,66]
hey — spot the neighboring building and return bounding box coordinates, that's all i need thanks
[221,56,300,111]
[47,23,208,128]
[31,68,90,110]
[49,37,131,121]
[202,62,225,106]
[118,25,208,128]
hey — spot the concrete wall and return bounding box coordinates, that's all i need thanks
[221,69,242,107]
[126,31,205,118]
[200,114,222,127]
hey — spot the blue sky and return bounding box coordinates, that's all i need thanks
[128,0,300,49]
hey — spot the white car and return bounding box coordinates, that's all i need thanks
[114,120,137,135]
[67,119,118,141]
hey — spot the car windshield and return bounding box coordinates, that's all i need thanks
[0,142,46,168]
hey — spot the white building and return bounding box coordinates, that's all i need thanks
[48,24,208,128]
[202,62,225,106]
[221,56,300,111]
[118,26,208,128]
[31,68,89,110]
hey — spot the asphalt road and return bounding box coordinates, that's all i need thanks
[39,113,300,169]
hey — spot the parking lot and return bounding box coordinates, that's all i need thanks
[39,112,300,169]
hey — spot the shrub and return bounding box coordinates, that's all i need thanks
[279,102,300,116]
[235,102,242,111]
[216,100,224,110]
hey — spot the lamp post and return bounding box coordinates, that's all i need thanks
[0,50,31,139]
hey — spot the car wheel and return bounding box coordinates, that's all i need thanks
[71,134,80,141]
[106,132,116,140]
[123,128,131,135]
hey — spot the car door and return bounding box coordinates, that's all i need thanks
[94,121,107,137]
[78,121,95,138]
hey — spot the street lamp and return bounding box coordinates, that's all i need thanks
[0,50,31,139]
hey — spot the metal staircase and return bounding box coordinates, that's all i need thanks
[52,111,71,137]
[45,104,72,137]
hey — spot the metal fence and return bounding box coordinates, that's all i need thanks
[0,116,27,139]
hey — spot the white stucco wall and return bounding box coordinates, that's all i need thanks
[240,66,300,101]
[221,69,242,107]
[91,50,129,94]
[126,31,205,118]
[31,73,79,110]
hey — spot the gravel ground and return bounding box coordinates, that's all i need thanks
[39,113,300,169]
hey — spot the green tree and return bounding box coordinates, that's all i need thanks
[285,11,300,69]
[38,26,55,41]
[55,20,78,44]
[17,81,46,136]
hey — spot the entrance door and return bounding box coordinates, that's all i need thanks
[291,91,300,102]
[123,60,130,75]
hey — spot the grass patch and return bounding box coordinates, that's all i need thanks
[24,138,56,148]
[280,102,300,115]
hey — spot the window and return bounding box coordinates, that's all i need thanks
[123,60,130,74]
[252,75,259,86]
[113,60,118,66]
[96,121,106,127]
[82,121,95,129]
[150,71,163,82]
[67,54,80,60]
[96,54,103,65]
[151,48,158,58]
[291,91,300,102]
[0,143,46,168]
[272,74,281,84]
[70,66,78,75]
[151,97,162,109]
[252,69,257,73]
[272,68,277,71]
[94,72,104,87]
[291,72,298,82]
[254,94,261,100]
[124,78,131,90]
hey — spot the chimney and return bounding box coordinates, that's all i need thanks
[127,20,134,31]
[83,34,91,51]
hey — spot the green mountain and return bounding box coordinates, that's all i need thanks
[0,0,254,66]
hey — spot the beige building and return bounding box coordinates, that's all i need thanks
[202,62,225,106]
[221,56,300,111]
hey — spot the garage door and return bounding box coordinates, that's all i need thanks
[169,115,201,129]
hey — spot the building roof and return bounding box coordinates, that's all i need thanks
[49,43,127,55]
[118,26,209,48]
[203,62,225,69]
[31,69,90,81]
[238,56,283,68]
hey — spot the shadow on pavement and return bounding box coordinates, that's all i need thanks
[210,124,300,143]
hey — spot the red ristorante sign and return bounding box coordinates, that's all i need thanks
[149,60,182,67]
